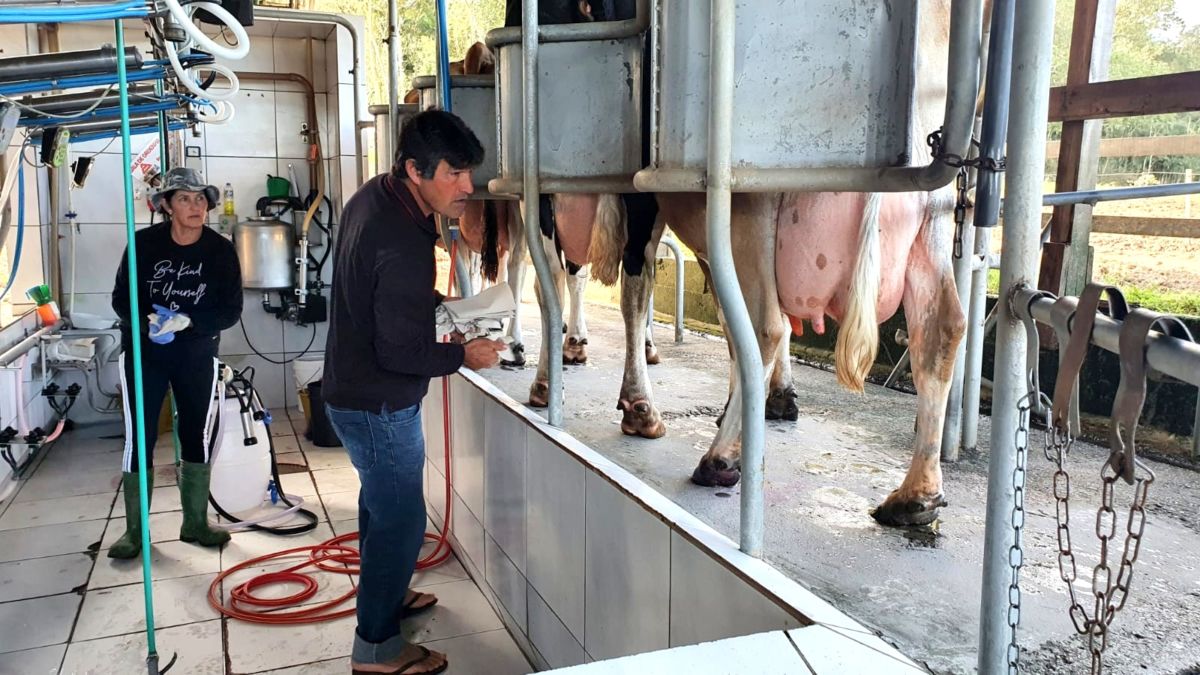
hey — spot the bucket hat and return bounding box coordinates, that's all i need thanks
[150,167,220,212]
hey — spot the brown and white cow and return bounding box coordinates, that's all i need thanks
[650,0,969,527]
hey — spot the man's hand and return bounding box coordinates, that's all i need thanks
[462,337,504,370]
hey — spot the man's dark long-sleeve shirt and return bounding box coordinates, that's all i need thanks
[112,222,243,349]
[322,174,465,413]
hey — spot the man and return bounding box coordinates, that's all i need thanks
[323,110,504,675]
[109,167,243,559]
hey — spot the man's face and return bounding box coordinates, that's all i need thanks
[166,190,209,230]
[408,159,474,219]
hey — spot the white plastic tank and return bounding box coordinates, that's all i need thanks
[208,394,272,515]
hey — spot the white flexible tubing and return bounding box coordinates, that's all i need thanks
[163,0,250,61]
[197,99,235,125]
[213,494,308,531]
[166,39,240,102]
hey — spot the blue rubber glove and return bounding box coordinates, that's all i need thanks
[147,304,192,344]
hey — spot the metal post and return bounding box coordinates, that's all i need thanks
[706,0,763,556]
[116,19,158,670]
[963,0,1015,453]
[1186,168,1193,218]
[431,2,471,298]
[1192,392,1199,462]
[386,0,399,154]
[661,235,686,344]
[522,0,563,425]
[977,0,1056,670]
[942,210,974,461]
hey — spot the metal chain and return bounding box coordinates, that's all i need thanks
[1043,420,1155,674]
[1008,391,1040,674]
[953,166,969,259]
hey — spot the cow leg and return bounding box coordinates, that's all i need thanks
[563,265,589,364]
[871,209,964,526]
[690,194,785,486]
[618,215,668,438]
[529,232,568,408]
[765,316,798,421]
[502,202,527,366]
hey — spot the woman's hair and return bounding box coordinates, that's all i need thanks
[392,109,485,180]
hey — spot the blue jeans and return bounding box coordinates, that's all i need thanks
[326,402,427,664]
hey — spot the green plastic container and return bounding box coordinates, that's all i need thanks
[26,283,52,306]
[266,175,291,199]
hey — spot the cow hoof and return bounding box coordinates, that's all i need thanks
[528,381,549,408]
[502,342,526,367]
[563,338,588,365]
[618,399,666,438]
[766,386,799,421]
[691,459,741,488]
[645,345,660,365]
[870,492,948,527]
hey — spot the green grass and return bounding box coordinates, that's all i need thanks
[984,269,1200,317]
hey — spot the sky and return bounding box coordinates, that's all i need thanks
[1178,0,1200,26]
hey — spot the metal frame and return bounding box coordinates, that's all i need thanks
[635,0,985,195]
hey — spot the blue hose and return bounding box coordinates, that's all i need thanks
[435,0,452,112]
[0,66,169,97]
[0,158,25,303]
[0,1,147,23]
[18,99,185,128]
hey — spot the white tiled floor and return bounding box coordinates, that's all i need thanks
[0,411,534,675]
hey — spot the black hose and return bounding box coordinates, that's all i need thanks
[206,367,318,535]
[238,318,316,365]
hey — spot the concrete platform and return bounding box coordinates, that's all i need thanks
[481,300,1200,675]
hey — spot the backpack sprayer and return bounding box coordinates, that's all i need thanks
[208,363,318,535]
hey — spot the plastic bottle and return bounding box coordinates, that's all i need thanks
[223,182,235,216]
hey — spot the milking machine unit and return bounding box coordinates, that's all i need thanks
[231,180,333,331]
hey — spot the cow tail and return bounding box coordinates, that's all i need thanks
[587,193,625,286]
[482,201,501,283]
[834,192,881,393]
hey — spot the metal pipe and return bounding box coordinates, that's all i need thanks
[1192,395,1199,462]
[412,74,494,89]
[634,0,984,195]
[0,45,141,84]
[26,113,166,135]
[488,175,636,195]
[521,0,563,425]
[13,84,157,115]
[963,0,1016,453]
[962,227,992,451]
[485,0,649,48]
[977,0,1057,669]
[660,235,686,344]
[1041,180,1200,207]
[704,0,763,556]
[1018,292,1200,388]
[254,8,365,187]
[237,71,320,189]
[386,0,399,157]
[0,322,59,366]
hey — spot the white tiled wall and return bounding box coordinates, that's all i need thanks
[424,372,810,671]
[2,17,366,411]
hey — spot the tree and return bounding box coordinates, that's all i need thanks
[310,0,505,106]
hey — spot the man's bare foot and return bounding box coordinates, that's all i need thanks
[351,645,447,674]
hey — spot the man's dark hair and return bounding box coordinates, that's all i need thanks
[392,109,485,180]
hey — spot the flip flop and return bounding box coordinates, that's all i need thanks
[401,590,438,618]
[352,645,448,675]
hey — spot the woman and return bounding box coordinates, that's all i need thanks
[108,167,243,559]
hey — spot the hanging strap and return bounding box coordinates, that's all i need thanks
[1110,309,1195,484]
[1050,284,1128,433]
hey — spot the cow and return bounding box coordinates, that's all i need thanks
[656,1,969,527]
[501,1,665,411]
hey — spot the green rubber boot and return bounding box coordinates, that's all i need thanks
[178,461,231,548]
[107,471,153,559]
